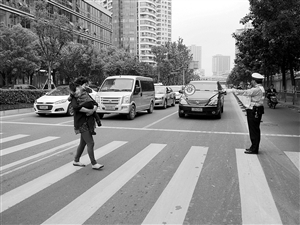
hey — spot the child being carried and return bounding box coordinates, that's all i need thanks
[69,83,102,134]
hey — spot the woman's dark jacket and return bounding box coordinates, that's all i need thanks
[69,96,98,130]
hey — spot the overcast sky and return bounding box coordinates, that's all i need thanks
[172,0,250,76]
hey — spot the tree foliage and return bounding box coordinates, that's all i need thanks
[151,38,193,85]
[0,24,40,86]
[230,0,300,90]
[32,0,73,89]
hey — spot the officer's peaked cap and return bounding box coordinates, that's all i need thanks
[251,73,264,80]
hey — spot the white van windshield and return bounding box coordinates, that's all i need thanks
[99,78,134,92]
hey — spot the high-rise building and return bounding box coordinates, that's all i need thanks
[234,22,253,56]
[100,0,172,65]
[188,45,202,69]
[0,0,113,50]
[212,54,230,76]
[139,0,157,64]
[156,0,171,46]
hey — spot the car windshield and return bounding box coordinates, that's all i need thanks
[47,86,70,96]
[99,78,134,92]
[192,82,218,91]
[155,86,166,94]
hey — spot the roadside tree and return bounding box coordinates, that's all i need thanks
[32,0,73,89]
[0,24,40,87]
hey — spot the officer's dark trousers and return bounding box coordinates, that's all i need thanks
[246,109,262,152]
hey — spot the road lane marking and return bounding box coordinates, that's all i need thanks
[1,121,299,138]
[41,143,166,225]
[235,149,283,224]
[1,136,59,156]
[142,146,208,225]
[0,140,79,176]
[284,151,300,171]
[0,134,29,143]
[143,111,177,128]
[0,141,127,213]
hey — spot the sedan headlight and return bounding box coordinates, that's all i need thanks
[55,99,68,104]
[179,97,188,105]
[207,96,218,106]
[122,95,130,104]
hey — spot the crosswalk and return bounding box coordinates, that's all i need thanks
[1,133,299,224]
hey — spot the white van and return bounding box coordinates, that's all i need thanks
[95,75,155,120]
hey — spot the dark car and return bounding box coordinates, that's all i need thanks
[178,80,225,119]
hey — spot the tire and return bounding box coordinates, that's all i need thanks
[127,105,136,120]
[97,113,104,119]
[66,104,74,116]
[171,98,176,106]
[163,100,167,109]
[221,105,224,113]
[178,110,185,118]
[216,110,221,119]
[147,102,154,114]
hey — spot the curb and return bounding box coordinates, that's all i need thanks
[0,108,34,116]
[233,93,300,113]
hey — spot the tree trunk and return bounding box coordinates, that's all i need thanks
[48,64,52,90]
[290,67,296,105]
[281,63,286,102]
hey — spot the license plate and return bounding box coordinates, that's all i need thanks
[105,105,115,110]
[40,106,48,110]
[191,108,203,112]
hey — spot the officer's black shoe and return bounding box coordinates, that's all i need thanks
[244,149,258,154]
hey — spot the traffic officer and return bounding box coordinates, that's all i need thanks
[234,73,265,154]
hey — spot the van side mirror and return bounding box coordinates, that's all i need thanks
[134,87,140,95]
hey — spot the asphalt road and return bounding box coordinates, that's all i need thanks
[1,93,299,225]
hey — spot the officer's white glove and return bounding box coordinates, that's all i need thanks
[226,88,235,93]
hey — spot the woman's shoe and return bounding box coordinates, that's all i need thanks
[73,161,86,167]
[92,163,104,170]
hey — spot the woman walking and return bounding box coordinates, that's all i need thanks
[69,77,103,170]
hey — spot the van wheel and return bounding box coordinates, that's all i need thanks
[127,105,136,120]
[147,102,154,114]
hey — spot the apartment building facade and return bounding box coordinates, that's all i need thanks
[188,45,202,70]
[99,0,172,65]
[156,0,171,46]
[212,54,230,76]
[0,0,113,50]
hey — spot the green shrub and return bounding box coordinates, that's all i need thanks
[0,89,47,105]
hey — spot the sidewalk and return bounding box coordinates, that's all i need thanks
[234,94,300,113]
[0,107,34,116]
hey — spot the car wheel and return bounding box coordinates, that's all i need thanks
[97,113,104,119]
[171,98,175,106]
[216,110,221,119]
[127,105,136,120]
[147,102,154,114]
[221,105,224,113]
[163,100,167,109]
[178,110,185,118]
[66,104,74,116]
